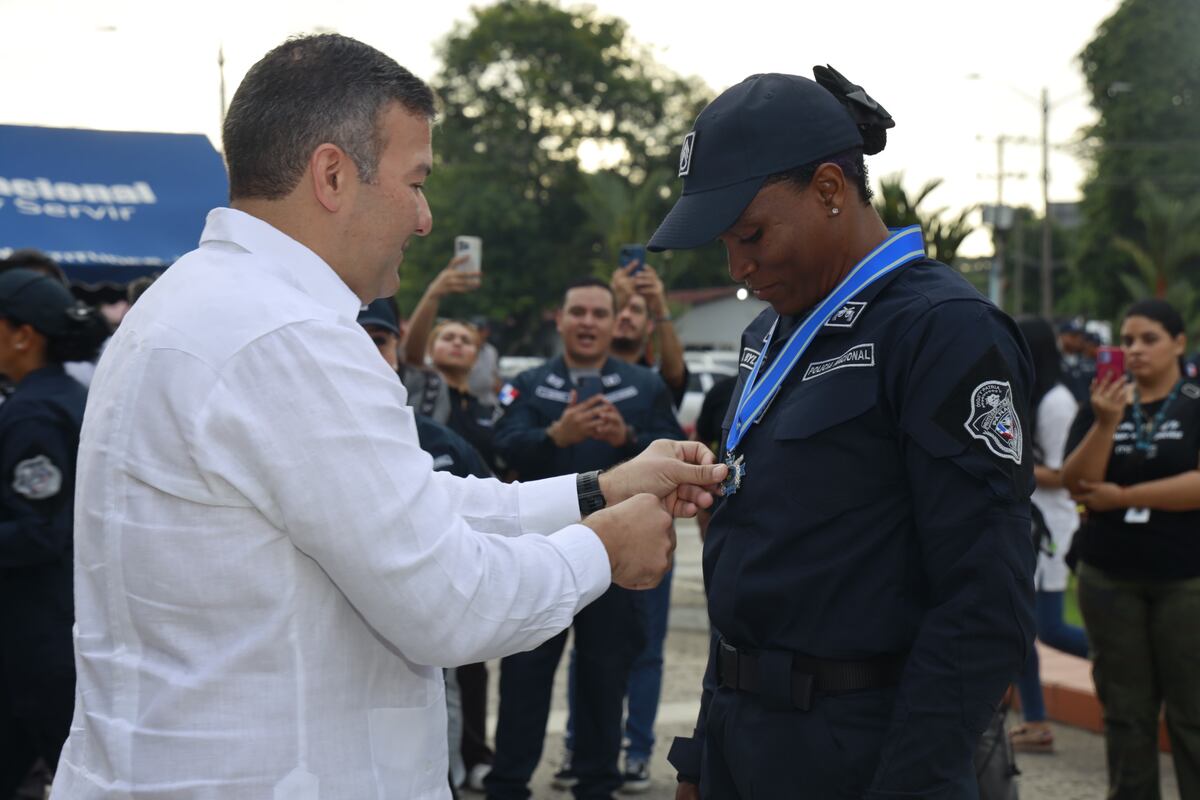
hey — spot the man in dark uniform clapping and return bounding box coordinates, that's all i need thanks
[652,69,1037,800]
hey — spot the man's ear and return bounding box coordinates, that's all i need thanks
[310,143,354,213]
[811,162,849,213]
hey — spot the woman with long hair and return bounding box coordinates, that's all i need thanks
[0,269,107,795]
[1062,298,1200,798]
[1008,317,1089,753]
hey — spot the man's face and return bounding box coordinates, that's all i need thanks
[557,286,615,364]
[718,180,839,316]
[1059,332,1084,355]
[614,294,652,349]
[364,324,400,370]
[345,104,434,301]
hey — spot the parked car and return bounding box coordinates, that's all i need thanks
[679,352,739,436]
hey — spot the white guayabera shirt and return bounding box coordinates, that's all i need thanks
[53,208,610,800]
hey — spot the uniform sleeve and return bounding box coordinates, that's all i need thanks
[0,412,76,567]
[493,372,560,479]
[868,300,1036,799]
[192,322,609,668]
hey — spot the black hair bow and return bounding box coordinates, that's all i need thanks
[813,65,894,130]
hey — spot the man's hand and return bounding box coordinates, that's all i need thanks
[427,255,481,299]
[583,493,675,590]
[675,783,700,800]
[1073,479,1130,512]
[591,401,631,448]
[611,262,668,317]
[600,440,728,518]
[548,394,608,448]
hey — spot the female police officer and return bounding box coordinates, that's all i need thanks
[0,268,107,795]
[650,69,1036,799]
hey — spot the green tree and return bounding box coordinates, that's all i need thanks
[1112,181,1200,297]
[396,0,718,350]
[873,174,975,265]
[1075,0,1200,320]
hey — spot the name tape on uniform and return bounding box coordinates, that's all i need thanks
[802,343,875,381]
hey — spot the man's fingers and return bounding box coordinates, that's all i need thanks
[676,484,715,509]
[671,439,718,465]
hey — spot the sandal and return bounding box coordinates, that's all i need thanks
[1009,723,1055,753]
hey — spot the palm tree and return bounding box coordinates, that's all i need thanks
[874,174,976,265]
[1113,180,1200,299]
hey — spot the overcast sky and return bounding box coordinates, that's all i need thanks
[2,0,1120,255]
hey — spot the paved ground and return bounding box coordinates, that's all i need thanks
[470,518,1181,800]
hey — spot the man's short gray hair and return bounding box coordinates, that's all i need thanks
[222,34,436,201]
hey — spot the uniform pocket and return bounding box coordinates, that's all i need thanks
[367,698,448,797]
[773,371,879,441]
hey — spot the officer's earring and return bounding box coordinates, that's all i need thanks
[830,207,840,217]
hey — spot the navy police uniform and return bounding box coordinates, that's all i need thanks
[0,365,85,795]
[667,261,1036,799]
[486,356,683,800]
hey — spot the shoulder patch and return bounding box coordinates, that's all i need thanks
[964,380,1023,464]
[12,455,62,500]
[1182,382,1200,400]
[545,373,566,389]
[498,383,520,407]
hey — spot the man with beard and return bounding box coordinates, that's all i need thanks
[611,262,688,410]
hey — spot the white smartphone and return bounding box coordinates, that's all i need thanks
[454,235,483,273]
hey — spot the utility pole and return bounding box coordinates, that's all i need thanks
[978,135,1028,311]
[1040,88,1053,318]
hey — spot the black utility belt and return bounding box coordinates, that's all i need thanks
[716,639,907,711]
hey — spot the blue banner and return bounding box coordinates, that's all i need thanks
[0,125,228,285]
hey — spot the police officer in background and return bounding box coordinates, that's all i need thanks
[0,269,106,796]
[650,69,1036,799]
[487,276,685,800]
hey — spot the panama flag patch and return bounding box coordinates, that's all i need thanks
[498,383,520,407]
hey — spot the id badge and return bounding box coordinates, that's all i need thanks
[1124,507,1151,524]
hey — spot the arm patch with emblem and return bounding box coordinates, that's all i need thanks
[12,454,63,500]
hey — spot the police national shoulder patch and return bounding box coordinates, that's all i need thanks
[12,454,62,500]
[963,380,1023,464]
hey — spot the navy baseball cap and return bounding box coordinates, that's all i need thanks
[357,298,400,335]
[649,67,893,252]
[1058,319,1085,335]
[0,267,81,337]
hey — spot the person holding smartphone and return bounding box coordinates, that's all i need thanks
[1062,298,1200,799]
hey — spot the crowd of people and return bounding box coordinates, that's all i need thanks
[1,31,1199,800]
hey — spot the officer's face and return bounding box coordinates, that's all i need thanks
[363,324,400,371]
[718,180,841,316]
[1121,315,1185,383]
[557,286,615,365]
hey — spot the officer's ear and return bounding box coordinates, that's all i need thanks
[811,163,848,217]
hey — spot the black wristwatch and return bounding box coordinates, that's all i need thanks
[576,470,606,516]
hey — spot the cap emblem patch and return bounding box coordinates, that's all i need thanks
[678,132,696,177]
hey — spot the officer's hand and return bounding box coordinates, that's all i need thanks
[1072,479,1130,512]
[1090,373,1131,427]
[601,440,728,518]
[675,782,700,800]
[427,256,481,298]
[583,493,674,590]
[548,394,607,448]
[591,401,631,447]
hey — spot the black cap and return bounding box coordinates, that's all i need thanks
[648,67,893,252]
[357,299,400,335]
[1058,319,1085,335]
[0,268,82,337]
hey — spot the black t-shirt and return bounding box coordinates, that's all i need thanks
[695,375,737,452]
[1066,382,1200,579]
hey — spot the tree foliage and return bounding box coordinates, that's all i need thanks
[395,0,721,351]
[1074,0,1200,321]
[873,174,975,265]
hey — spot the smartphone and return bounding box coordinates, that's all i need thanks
[575,375,605,402]
[1096,345,1126,383]
[454,236,483,273]
[618,243,646,275]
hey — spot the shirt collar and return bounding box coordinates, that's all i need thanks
[199,207,364,322]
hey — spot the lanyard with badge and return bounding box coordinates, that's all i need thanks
[1123,378,1184,524]
[721,226,926,495]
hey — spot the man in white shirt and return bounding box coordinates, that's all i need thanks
[52,34,724,800]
